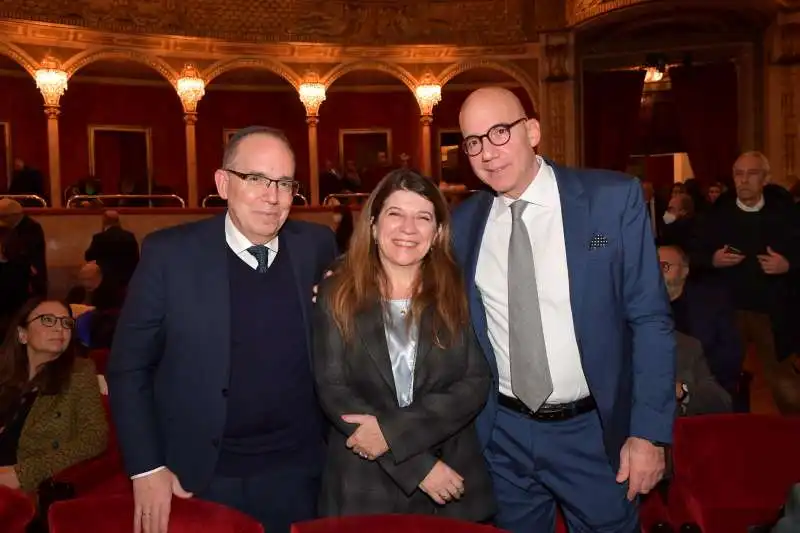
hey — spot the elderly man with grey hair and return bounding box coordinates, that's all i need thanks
[694,151,800,413]
[0,197,47,296]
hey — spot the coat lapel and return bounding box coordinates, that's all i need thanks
[411,308,434,393]
[279,227,314,361]
[199,215,231,375]
[551,162,589,349]
[356,303,397,398]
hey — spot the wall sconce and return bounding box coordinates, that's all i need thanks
[35,55,68,108]
[176,64,206,114]
[415,72,442,115]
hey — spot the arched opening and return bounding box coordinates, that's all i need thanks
[62,58,185,203]
[577,3,771,195]
[199,67,308,204]
[433,67,536,190]
[0,52,47,196]
[319,69,418,194]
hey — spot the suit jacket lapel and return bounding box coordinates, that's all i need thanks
[356,303,397,398]
[279,228,314,361]
[551,162,589,349]
[412,308,434,393]
[200,215,231,375]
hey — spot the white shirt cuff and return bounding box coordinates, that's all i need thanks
[131,466,166,480]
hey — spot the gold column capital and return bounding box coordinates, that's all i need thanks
[420,114,434,126]
[184,112,198,126]
[43,105,60,119]
[306,115,320,126]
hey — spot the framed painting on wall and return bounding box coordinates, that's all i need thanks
[88,125,153,195]
[338,128,392,172]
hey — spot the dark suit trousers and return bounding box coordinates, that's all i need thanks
[485,405,639,533]
[196,459,321,533]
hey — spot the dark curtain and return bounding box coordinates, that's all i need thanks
[583,70,645,171]
[668,63,739,188]
[0,125,7,193]
[94,131,122,193]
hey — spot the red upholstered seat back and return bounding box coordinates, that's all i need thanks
[49,495,263,533]
[291,515,507,533]
[673,414,800,506]
[0,486,35,533]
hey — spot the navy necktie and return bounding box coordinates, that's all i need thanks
[247,245,269,273]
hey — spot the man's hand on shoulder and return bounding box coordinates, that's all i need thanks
[132,468,192,533]
[312,269,335,303]
[616,436,665,501]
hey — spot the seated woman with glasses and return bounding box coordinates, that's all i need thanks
[313,169,495,521]
[0,298,108,492]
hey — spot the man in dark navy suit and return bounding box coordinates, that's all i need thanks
[108,126,338,533]
[451,87,676,533]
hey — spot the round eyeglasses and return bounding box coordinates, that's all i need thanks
[28,314,75,330]
[461,117,527,157]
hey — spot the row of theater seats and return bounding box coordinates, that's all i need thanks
[2,349,798,533]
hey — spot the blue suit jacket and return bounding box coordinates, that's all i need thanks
[451,162,676,469]
[106,214,338,492]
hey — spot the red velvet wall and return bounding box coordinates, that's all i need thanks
[1,72,535,203]
[196,88,309,199]
[0,76,49,189]
[59,83,186,197]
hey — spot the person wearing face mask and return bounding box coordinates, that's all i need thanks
[313,170,494,521]
[451,87,675,533]
[107,126,339,533]
[659,193,697,251]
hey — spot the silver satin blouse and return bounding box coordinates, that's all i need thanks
[383,299,419,408]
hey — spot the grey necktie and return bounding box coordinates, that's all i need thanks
[508,200,553,411]
[247,245,269,273]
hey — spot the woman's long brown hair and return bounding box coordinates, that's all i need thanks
[0,298,78,421]
[326,169,468,348]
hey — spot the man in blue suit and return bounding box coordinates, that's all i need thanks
[107,126,338,533]
[451,87,676,532]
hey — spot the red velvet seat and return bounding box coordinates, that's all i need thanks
[669,414,800,533]
[0,486,35,533]
[291,515,507,533]
[48,494,263,533]
[86,349,110,375]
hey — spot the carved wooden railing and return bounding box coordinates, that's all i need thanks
[0,194,48,207]
[66,194,187,208]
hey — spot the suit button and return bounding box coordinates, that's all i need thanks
[211,439,219,448]
[52,441,59,450]
[221,389,229,398]
[55,411,61,418]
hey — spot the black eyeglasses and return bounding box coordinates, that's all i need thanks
[28,314,75,330]
[224,169,300,195]
[462,117,527,157]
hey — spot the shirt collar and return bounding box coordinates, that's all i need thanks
[736,195,765,212]
[224,212,279,255]
[492,156,555,217]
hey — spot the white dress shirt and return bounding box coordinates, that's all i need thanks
[475,157,590,404]
[131,213,278,479]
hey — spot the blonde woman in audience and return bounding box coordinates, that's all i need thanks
[314,169,494,521]
[0,298,107,492]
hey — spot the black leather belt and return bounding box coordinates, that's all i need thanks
[498,394,596,421]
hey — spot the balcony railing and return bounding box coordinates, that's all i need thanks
[0,194,48,207]
[66,194,187,208]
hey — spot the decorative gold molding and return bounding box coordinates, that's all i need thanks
[437,59,539,112]
[0,40,38,76]
[87,125,154,193]
[323,61,417,93]
[63,48,179,85]
[203,57,302,89]
[568,0,651,26]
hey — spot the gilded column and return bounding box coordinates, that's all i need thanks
[764,8,800,188]
[184,113,199,208]
[538,32,577,166]
[307,116,320,205]
[299,77,326,205]
[420,115,434,177]
[34,56,68,207]
[176,65,205,208]
[415,74,442,179]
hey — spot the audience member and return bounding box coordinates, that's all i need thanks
[84,210,139,288]
[0,298,107,492]
[0,198,47,297]
[675,332,732,416]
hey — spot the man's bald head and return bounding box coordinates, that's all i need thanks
[458,86,540,199]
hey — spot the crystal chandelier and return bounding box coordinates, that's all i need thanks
[644,67,664,83]
[35,55,68,107]
[299,82,326,115]
[176,64,205,113]
[415,74,441,115]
